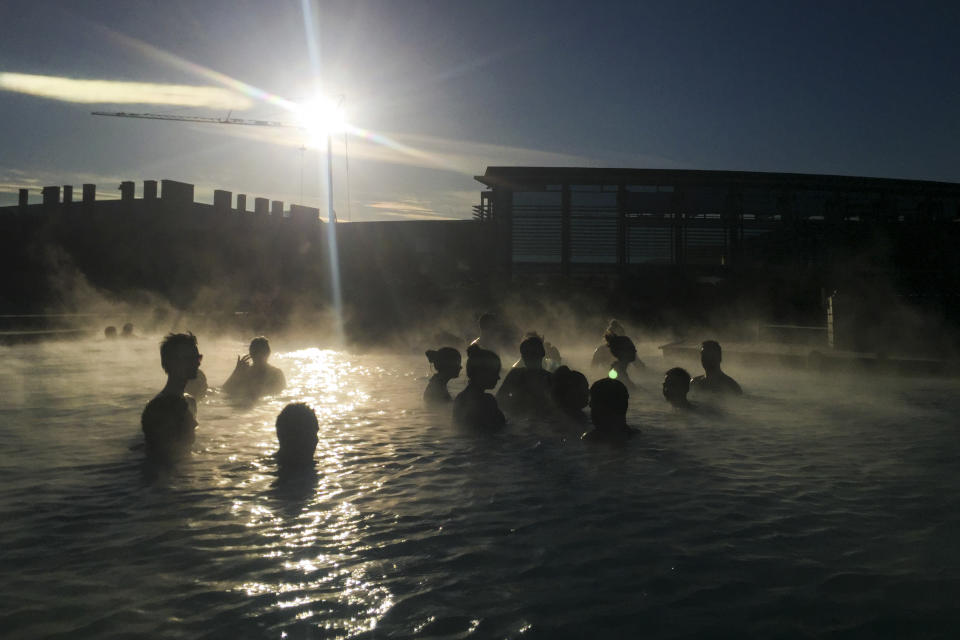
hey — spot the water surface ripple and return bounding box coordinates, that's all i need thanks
[1,340,959,638]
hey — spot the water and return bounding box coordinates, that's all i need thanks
[1,338,959,638]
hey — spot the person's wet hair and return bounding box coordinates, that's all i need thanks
[426,347,461,372]
[250,336,271,360]
[466,344,501,381]
[160,333,199,373]
[552,366,589,412]
[424,347,462,404]
[663,367,692,406]
[590,378,629,416]
[104,326,117,339]
[607,319,624,335]
[276,403,319,467]
[519,334,546,362]
[604,333,636,360]
[584,377,636,442]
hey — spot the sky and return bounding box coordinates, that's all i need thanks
[1,0,959,220]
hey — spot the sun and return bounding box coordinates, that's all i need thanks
[294,95,346,148]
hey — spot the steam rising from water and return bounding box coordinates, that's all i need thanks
[1,337,959,637]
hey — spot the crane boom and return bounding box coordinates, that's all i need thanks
[91,111,299,128]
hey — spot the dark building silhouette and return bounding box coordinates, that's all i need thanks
[4,168,960,354]
[0,179,488,342]
[475,167,960,352]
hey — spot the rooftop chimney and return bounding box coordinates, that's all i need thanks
[119,181,135,201]
[62,185,73,204]
[214,190,232,214]
[42,186,60,208]
[254,197,269,216]
[144,180,158,200]
[271,200,284,217]
[82,184,96,205]
[18,188,28,212]
[236,194,247,213]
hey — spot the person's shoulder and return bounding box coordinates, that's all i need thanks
[722,374,743,393]
[424,377,450,404]
[142,393,188,424]
[502,368,522,381]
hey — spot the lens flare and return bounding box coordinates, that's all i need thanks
[294,95,346,149]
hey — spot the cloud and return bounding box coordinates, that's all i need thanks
[364,198,460,221]
[0,72,252,109]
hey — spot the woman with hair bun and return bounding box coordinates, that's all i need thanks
[605,333,643,389]
[453,345,506,429]
[423,347,462,405]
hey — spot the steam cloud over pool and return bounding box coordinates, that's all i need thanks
[1,338,958,638]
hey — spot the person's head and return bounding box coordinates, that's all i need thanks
[160,333,201,380]
[605,333,637,363]
[465,344,501,390]
[589,378,629,430]
[552,366,589,412]
[249,336,271,364]
[104,326,117,339]
[606,319,624,336]
[519,334,546,367]
[700,340,722,370]
[426,347,462,379]
[141,394,197,462]
[663,367,691,406]
[121,322,134,337]
[275,402,319,466]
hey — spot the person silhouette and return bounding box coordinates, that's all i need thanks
[591,319,624,368]
[581,378,637,442]
[453,344,506,429]
[662,367,695,409]
[469,312,518,360]
[497,334,552,415]
[140,332,202,461]
[423,347,462,405]
[275,403,319,469]
[691,340,742,395]
[550,365,590,425]
[605,333,642,389]
[224,336,286,399]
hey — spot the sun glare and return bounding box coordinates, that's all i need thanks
[294,95,346,148]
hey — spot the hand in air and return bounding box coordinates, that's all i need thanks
[235,354,251,370]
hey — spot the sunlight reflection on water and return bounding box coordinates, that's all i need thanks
[2,340,960,637]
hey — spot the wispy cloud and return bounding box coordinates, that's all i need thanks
[364,198,460,220]
[176,118,683,177]
[0,72,252,109]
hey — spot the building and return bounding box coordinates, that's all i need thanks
[474,167,960,277]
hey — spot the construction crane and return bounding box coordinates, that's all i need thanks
[91,111,299,128]
[91,110,353,221]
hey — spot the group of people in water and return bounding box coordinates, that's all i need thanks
[139,315,742,466]
[140,333,298,466]
[425,316,743,443]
